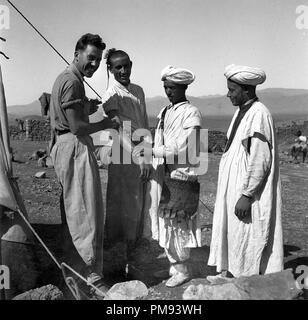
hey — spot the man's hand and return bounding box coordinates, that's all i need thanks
[234,195,252,220]
[86,98,102,115]
[109,115,121,127]
[138,161,152,181]
[133,144,144,158]
[100,117,120,131]
[133,143,152,159]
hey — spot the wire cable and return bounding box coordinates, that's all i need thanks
[6,0,101,98]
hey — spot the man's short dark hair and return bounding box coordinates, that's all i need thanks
[75,33,106,52]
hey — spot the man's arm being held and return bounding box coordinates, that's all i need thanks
[66,105,119,136]
[106,110,152,180]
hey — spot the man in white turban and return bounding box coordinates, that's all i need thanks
[208,64,283,281]
[224,64,266,86]
[161,65,195,85]
[134,66,202,287]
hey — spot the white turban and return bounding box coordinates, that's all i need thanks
[161,65,195,85]
[224,64,266,86]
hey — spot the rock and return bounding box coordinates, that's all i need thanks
[184,282,246,300]
[34,171,46,179]
[183,269,302,300]
[13,285,64,300]
[105,280,148,300]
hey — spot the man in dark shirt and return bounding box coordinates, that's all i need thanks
[49,33,118,294]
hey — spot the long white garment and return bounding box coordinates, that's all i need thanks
[208,101,283,277]
[143,101,202,250]
[102,80,150,244]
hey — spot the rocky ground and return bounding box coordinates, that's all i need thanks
[4,139,308,300]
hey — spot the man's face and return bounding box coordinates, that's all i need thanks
[227,80,247,106]
[163,80,186,104]
[75,44,102,78]
[110,55,132,86]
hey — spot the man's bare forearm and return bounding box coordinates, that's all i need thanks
[70,118,118,136]
[66,107,117,136]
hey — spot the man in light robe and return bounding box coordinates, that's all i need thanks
[208,64,284,280]
[135,65,203,287]
[102,49,151,272]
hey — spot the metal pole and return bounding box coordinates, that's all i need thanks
[0,64,12,174]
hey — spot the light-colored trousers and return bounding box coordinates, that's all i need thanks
[51,133,104,274]
[164,226,191,263]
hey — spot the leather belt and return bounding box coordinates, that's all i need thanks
[55,129,70,136]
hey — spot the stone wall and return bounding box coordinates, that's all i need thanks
[9,119,51,141]
[25,119,51,141]
[276,119,308,137]
[8,125,26,140]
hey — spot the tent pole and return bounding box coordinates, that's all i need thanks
[0,64,12,174]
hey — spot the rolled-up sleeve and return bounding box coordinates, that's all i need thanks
[61,80,84,109]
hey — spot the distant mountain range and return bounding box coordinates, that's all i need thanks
[146,88,308,117]
[7,88,308,124]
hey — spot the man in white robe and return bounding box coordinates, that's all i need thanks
[208,64,284,279]
[102,49,151,272]
[135,66,203,287]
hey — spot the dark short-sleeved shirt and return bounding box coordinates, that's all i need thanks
[50,64,88,132]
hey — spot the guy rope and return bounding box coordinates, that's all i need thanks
[6,0,102,99]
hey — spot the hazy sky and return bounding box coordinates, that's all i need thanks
[1,0,308,105]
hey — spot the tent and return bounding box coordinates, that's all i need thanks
[0,64,36,300]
